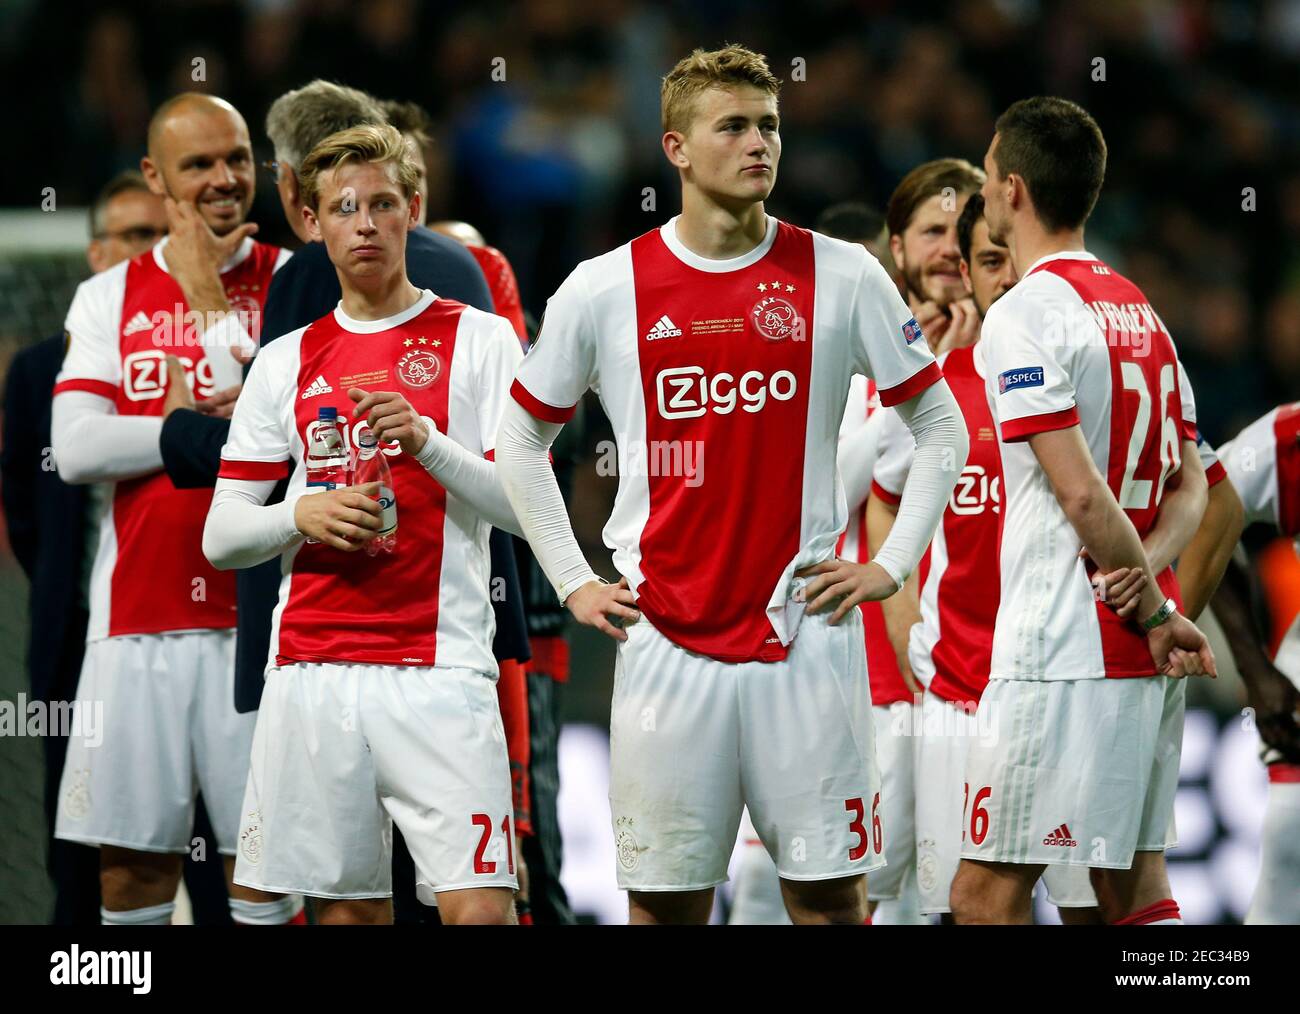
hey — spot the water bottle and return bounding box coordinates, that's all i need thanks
[304,407,349,546]
[304,407,350,490]
[353,428,397,556]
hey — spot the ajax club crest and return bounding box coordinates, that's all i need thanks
[751,279,800,342]
[396,337,442,390]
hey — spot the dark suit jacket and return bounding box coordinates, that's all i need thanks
[1,335,89,704]
[159,226,528,711]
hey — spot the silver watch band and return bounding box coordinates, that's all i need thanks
[1140,597,1177,632]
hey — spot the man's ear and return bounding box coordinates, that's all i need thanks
[662,130,690,170]
[408,190,422,231]
[889,232,906,275]
[303,205,322,243]
[140,155,167,198]
[87,239,107,275]
[279,165,299,208]
[959,258,974,296]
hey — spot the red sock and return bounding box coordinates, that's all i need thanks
[1113,899,1182,925]
[862,911,872,925]
[288,908,307,926]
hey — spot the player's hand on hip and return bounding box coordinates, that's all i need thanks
[162,355,196,418]
[797,558,897,624]
[1242,661,1300,764]
[196,383,242,419]
[1146,612,1217,679]
[348,387,429,456]
[565,576,639,642]
[293,481,384,551]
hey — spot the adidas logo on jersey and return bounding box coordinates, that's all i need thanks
[122,311,153,337]
[300,375,333,399]
[1042,823,1077,847]
[645,315,682,341]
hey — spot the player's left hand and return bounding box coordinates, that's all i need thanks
[1147,611,1217,679]
[796,558,898,624]
[348,387,429,456]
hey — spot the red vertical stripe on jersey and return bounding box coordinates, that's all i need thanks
[629,222,815,662]
[1036,259,1185,677]
[1272,404,1300,536]
[927,347,1002,705]
[275,301,463,667]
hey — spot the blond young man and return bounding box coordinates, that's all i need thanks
[496,45,968,925]
[205,124,525,925]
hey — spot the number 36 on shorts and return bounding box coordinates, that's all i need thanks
[845,793,883,861]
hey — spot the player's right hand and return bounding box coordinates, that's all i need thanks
[1242,661,1300,764]
[935,298,980,356]
[565,576,640,642]
[293,482,384,551]
[1146,611,1217,679]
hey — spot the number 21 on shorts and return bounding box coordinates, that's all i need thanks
[845,794,882,861]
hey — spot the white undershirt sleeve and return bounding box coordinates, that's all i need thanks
[203,477,305,571]
[870,379,967,588]
[495,398,599,603]
[838,408,886,515]
[51,390,164,484]
[414,418,523,537]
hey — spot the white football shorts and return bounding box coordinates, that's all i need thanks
[914,692,1096,912]
[232,661,517,901]
[55,630,254,854]
[608,608,883,892]
[959,675,1182,870]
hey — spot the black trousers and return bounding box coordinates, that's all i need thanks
[520,672,574,924]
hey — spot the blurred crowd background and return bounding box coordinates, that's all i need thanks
[5,0,1300,441]
[1,0,1299,922]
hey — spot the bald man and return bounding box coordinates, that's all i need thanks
[50,93,298,926]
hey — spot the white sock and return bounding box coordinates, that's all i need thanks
[229,895,304,925]
[101,901,175,925]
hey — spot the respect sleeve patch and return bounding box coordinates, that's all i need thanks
[997,366,1044,394]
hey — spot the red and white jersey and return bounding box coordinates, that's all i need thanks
[54,237,286,640]
[218,290,521,673]
[838,376,911,707]
[874,342,1002,704]
[513,216,940,663]
[1219,403,1300,537]
[982,251,1198,681]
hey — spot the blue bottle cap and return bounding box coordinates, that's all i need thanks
[317,406,338,420]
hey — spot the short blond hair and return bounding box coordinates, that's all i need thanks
[298,123,421,210]
[661,44,781,134]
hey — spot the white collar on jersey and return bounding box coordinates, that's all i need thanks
[333,288,436,333]
[1022,248,1096,276]
[152,234,256,275]
[658,214,778,272]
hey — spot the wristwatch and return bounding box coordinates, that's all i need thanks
[1140,597,1178,632]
